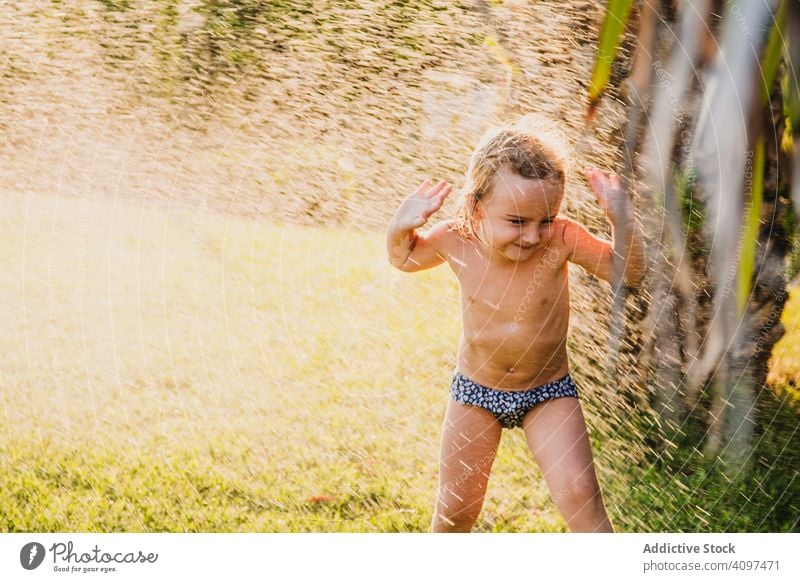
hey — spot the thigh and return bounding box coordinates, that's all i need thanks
[436,398,503,504]
[521,397,600,491]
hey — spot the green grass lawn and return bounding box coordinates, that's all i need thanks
[1,193,798,532]
[0,192,559,532]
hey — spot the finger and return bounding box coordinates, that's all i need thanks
[430,192,448,213]
[610,174,622,190]
[589,183,609,209]
[586,169,603,191]
[425,179,448,198]
[428,191,447,212]
[414,179,432,196]
[435,184,453,204]
[586,170,603,193]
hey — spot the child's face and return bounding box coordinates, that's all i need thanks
[474,165,564,263]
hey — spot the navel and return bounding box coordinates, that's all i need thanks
[540,297,548,305]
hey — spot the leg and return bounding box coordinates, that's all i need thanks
[522,397,614,532]
[431,398,502,532]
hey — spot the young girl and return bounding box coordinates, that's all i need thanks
[385,117,645,532]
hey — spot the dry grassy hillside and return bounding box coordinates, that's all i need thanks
[1,0,626,224]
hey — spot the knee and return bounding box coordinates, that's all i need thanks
[431,508,479,533]
[553,476,602,510]
[432,488,483,532]
[551,476,613,532]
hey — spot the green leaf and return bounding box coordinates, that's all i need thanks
[782,73,795,153]
[588,0,634,112]
[738,137,766,315]
[760,0,788,105]
[787,2,800,131]
[786,70,800,133]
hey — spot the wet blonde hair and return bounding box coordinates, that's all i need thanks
[452,115,566,240]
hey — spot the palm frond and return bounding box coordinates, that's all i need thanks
[588,0,634,116]
[606,0,660,374]
[691,1,775,458]
[640,0,710,388]
[788,0,800,221]
[737,136,765,316]
[760,0,788,105]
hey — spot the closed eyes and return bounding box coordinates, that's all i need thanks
[508,217,555,225]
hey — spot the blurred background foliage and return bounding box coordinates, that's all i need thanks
[0,0,798,532]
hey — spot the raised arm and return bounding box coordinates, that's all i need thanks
[564,169,645,287]
[386,179,453,272]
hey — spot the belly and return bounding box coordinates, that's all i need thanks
[452,250,572,390]
[458,306,570,390]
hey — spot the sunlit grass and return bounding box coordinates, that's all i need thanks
[2,193,798,532]
[768,286,800,404]
[0,192,573,532]
[3,0,798,534]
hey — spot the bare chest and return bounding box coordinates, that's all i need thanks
[444,242,568,318]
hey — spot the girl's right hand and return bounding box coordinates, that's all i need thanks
[391,179,453,231]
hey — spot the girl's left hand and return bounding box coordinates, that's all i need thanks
[585,167,634,225]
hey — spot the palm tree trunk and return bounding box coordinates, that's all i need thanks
[608,0,792,468]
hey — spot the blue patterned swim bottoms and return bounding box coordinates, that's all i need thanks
[450,371,579,429]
